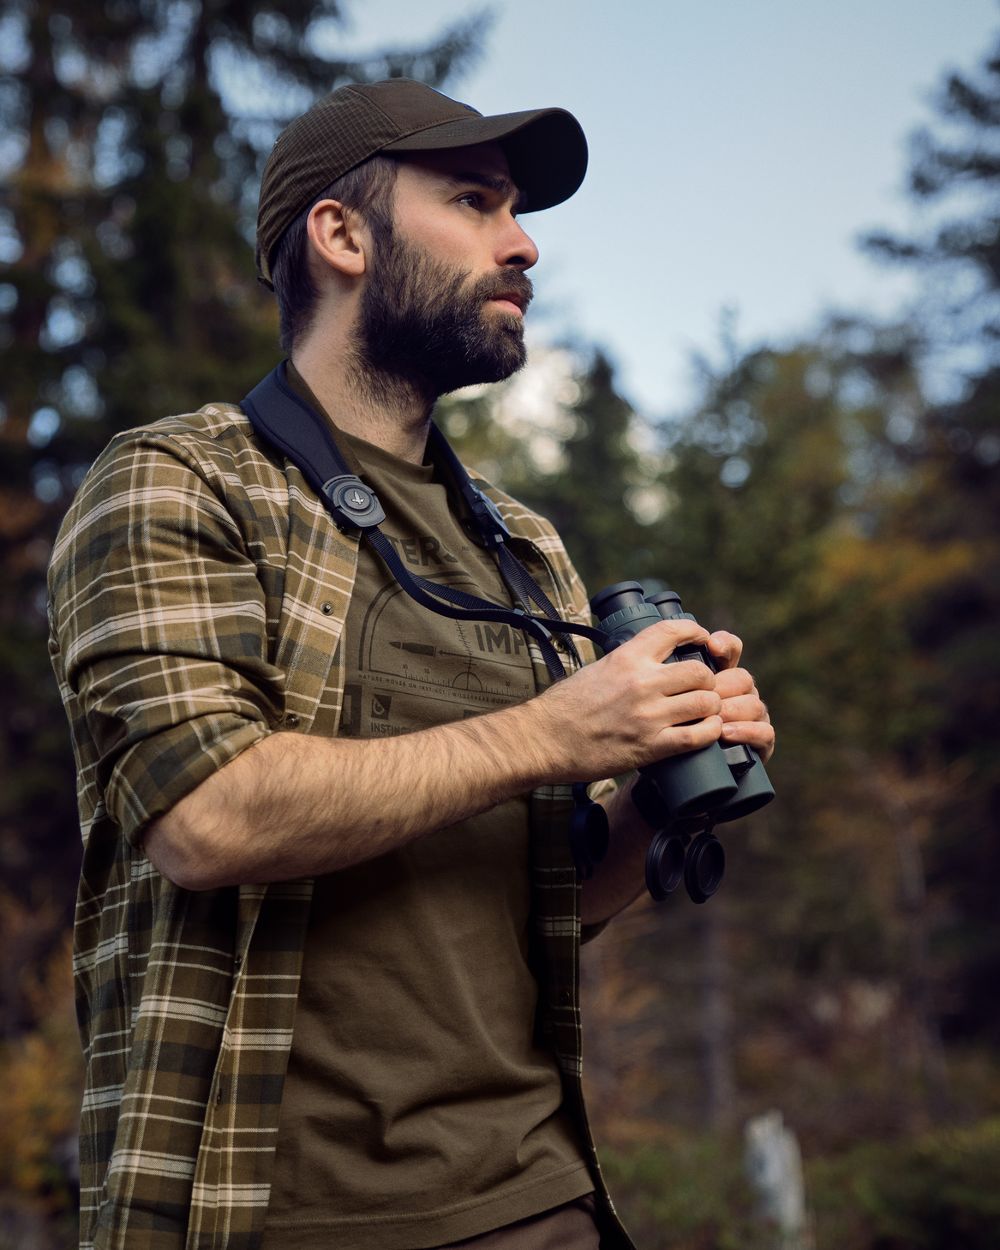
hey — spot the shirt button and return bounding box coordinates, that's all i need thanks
[320,601,334,615]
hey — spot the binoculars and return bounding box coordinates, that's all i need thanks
[586,580,774,904]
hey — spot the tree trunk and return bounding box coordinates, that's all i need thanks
[698,889,736,1131]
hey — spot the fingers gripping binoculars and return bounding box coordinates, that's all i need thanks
[574,581,774,904]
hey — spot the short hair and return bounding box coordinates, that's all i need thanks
[269,155,398,353]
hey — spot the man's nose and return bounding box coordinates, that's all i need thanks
[497,215,539,270]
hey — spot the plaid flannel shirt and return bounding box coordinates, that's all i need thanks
[48,401,634,1250]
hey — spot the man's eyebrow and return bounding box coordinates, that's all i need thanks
[444,169,528,212]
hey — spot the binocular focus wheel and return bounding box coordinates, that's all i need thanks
[684,830,726,904]
[645,833,687,901]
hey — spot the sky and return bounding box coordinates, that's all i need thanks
[332,0,999,417]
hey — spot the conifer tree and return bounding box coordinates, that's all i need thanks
[863,28,1000,1045]
[538,349,660,593]
[441,346,662,592]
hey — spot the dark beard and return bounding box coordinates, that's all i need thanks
[355,228,533,403]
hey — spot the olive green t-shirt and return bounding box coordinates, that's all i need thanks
[262,425,591,1249]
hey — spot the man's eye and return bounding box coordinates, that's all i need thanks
[457,192,482,209]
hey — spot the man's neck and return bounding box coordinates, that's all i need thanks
[292,336,435,465]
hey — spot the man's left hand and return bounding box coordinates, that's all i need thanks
[707,631,775,763]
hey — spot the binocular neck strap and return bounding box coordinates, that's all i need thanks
[241,363,608,683]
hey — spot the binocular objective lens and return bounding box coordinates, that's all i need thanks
[570,799,610,881]
[585,806,610,866]
[645,833,687,901]
[684,831,725,904]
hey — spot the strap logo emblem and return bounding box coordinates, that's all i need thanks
[348,488,368,510]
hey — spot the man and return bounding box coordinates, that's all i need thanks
[48,80,773,1250]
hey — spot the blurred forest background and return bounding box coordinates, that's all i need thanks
[1,2,999,1248]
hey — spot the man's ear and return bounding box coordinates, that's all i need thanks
[306,199,367,279]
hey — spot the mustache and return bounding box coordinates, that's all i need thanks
[471,270,534,312]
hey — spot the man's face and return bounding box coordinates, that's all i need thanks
[355,144,539,398]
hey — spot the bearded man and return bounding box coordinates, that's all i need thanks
[48,80,773,1250]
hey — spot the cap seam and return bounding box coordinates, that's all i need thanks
[344,84,484,148]
[342,84,406,135]
[398,113,501,144]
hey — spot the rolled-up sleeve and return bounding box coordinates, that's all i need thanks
[49,432,286,845]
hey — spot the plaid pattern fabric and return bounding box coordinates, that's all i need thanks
[48,402,634,1250]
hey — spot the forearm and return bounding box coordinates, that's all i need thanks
[144,701,557,890]
[144,616,728,891]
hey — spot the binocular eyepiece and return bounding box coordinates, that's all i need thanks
[586,580,775,904]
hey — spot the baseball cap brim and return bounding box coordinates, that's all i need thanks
[382,107,588,213]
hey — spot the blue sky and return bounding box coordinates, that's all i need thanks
[334,1,999,415]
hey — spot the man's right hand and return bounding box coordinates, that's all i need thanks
[522,617,723,782]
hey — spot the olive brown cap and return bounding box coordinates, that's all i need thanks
[255,78,588,288]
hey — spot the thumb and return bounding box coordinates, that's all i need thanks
[614,617,711,661]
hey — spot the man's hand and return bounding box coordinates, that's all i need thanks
[529,617,725,783]
[706,631,775,762]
